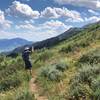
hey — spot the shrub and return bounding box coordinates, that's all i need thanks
[91,76,100,91]
[69,63,100,99]
[48,69,62,81]
[76,64,100,83]
[0,77,21,92]
[92,88,100,100]
[69,80,93,99]
[40,60,69,81]
[36,50,53,62]
[56,62,69,72]
[15,91,35,100]
[0,55,4,63]
[60,45,73,53]
[78,64,93,83]
[40,64,63,81]
[79,52,100,65]
[69,84,86,98]
[41,67,50,77]
[91,76,100,99]
[0,61,7,70]
[79,41,90,48]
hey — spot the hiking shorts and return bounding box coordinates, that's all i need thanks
[24,60,32,70]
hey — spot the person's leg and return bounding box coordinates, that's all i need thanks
[28,60,32,76]
[29,69,32,76]
[25,69,30,81]
[26,69,32,80]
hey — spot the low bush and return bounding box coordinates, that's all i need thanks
[78,48,100,65]
[15,90,35,100]
[69,63,100,99]
[0,77,21,92]
[0,55,5,63]
[56,62,69,72]
[40,65,62,81]
[92,88,100,100]
[40,61,68,81]
[60,45,73,53]
[48,69,62,81]
[36,50,53,62]
[91,76,100,91]
[72,64,100,86]
[41,67,50,77]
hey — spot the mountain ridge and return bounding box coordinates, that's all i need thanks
[8,27,82,56]
[2,21,100,57]
[0,38,32,53]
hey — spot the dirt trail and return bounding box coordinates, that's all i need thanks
[29,74,48,100]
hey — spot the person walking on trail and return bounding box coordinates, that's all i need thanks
[22,47,33,76]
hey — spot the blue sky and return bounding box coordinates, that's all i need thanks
[0,0,100,41]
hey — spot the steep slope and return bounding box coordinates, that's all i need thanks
[8,27,82,55]
[30,21,100,99]
[0,21,100,100]
[8,21,99,56]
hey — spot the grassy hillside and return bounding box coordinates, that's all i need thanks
[0,22,100,100]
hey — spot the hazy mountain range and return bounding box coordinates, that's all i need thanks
[0,38,32,53]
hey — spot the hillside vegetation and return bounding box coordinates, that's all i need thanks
[0,22,100,100]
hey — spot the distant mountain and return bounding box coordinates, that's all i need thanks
[5,21,100,57]
[0,38,32,53]
[32,27,83,49]
[7,28,82,56]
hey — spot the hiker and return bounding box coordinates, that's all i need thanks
[22,47,33,76]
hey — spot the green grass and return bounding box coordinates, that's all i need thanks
[0,22,100,99]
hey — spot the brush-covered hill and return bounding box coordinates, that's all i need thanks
[8,27,82,55]
[0,21,100,100]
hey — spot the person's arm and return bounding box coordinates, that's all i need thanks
[31,46,34,52]
[29,46,34,53]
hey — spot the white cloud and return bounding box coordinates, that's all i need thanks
[24,20,34,24]
[0,30,17,39]
[41,7,60,18]
[85,16,100,23]
[88,9,99,15]
[41,7,82,20]
[0,10,12,30]
[16,20,71,31]
[54,0,100,10]
[16,23,35,30]
[6,1,40,19]
[14,20,72,41]
[66,15,100,23]
[66,18,84,23]
[43,20,70,30]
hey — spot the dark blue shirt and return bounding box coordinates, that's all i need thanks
[22,50,30,61]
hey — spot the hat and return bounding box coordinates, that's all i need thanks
[24,47,30,51]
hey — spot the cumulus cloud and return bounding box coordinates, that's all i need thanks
[6,1,40,19]
[43,20,70,30]
[41,7,60,18]
[16,20,71,31]
[41,7,82,20]
[88,9,99,15]
[0,10,12,30]
[15,20,72,41]
[66,15,100,24]
[54,0,100,10]
[16,23,35,30]
[0,30,17,39]
[66,18,84,23]
[85,16,100,23]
